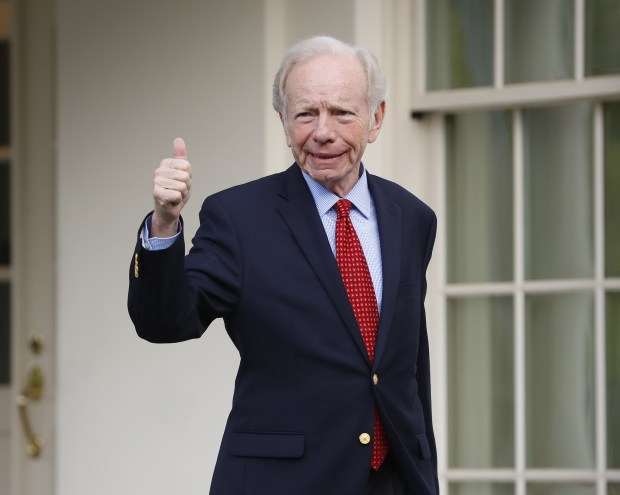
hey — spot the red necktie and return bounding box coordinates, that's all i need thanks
[334,199,388,470]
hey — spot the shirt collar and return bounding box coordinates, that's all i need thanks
[301,165,372,219]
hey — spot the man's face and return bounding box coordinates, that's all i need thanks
[280,54,385,197]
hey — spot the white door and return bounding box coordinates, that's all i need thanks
[1,0,56,493]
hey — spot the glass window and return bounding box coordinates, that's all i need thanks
[504,0,574,84]
[607,291,620,468]
[609,484,620,495]
[448,296,514,468]
[0,5,8,387]
[429,0,620,490]
[526,292,595,468]
[446,111,513,283]
[450,482,514,495]
[523,103,594,280]
[426,0,494,90]
[585,0,620,76]
[527,484,596,495]
[604,101,620,277]
[0,161,8,264]
[0,40,9,146]
[0,282,9,384]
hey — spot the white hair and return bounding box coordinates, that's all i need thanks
[272,35,387,119]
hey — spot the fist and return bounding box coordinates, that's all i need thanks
[152,137,192,236]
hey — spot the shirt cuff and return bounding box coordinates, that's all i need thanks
[140,215,182,250]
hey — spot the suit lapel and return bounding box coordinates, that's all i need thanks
[276,165,371,364]
[368,175,402,367]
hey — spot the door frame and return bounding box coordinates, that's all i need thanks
[10,0,56,493]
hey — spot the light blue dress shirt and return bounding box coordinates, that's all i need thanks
[143,166,383,311]
[300,168,383,311]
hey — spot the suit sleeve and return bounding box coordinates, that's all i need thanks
[417,211,439,493]
[127,195,243,343]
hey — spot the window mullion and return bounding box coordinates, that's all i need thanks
[434,112,449,495]
[575,0,585,81]
[494,0,504,88]
[416,0,427,96]
[412,76,620,113]
[514,108,526,495]
[594,102,607,495]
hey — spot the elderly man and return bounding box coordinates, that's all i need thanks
[128,36,438,495]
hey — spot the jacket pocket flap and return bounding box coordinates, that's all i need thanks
[229,430,305,459]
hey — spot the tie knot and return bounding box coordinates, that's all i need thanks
[335,199,352,219]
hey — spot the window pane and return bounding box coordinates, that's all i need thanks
[0,282,9,384]
[0,40,9,146]
[505,0,574,84]
[527,484,596,495]
[446,111,513,283]
[585,0,620,75]
[609,484,620,495]
[526,292,595,468]
[426,0,493,90]
[0,161,9,264]
[448,296,514,468]
[605,101,620,277]
[524,103,594,280]
[607,291,620,468]
[450,482,514,495]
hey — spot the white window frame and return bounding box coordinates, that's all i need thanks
[412,0,620,114]
[410,1,620,494]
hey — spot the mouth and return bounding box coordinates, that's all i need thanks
[309,151,346,160]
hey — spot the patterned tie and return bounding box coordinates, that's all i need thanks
[334,199,388,470]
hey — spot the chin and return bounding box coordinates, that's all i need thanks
[309,169,340,183]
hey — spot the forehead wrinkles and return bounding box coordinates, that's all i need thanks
[289,84,360,109]
[283,55,369,114]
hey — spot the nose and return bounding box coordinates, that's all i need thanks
[312,114,336,143]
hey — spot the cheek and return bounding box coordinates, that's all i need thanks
[344,126,367,150]
[288,127,307,150]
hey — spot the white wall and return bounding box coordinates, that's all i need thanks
[54,1,373,494]
[54,1,437,493]
[56,1,264,493]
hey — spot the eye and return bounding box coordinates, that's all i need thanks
[334,109,355,119]
[295,112,313,122]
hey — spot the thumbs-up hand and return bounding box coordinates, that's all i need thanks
[152,137,192,237]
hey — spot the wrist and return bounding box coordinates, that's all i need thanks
[150,214,180,238]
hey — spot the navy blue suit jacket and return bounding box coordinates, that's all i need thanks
[128,164,438,495]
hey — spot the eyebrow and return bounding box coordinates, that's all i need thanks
[291,99,360,113]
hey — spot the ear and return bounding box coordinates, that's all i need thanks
[368,101,386,144]
[279,112,292,147]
